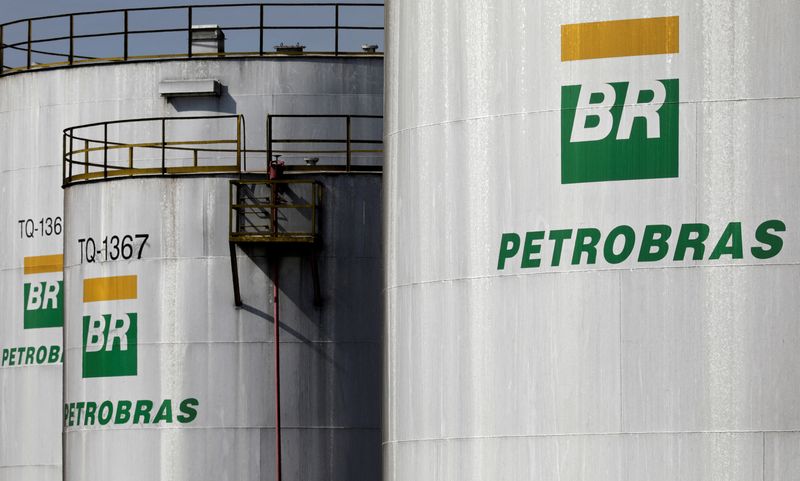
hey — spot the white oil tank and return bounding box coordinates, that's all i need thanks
[385,2,800,480]
[1,4,384,481]
[58,66,382,481]
[0,79,64,481]
[63,171,383,481]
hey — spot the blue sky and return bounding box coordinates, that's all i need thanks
[1,1,383,69]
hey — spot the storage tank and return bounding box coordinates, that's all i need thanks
[1,4,384,481]
[63,169,382,481]
[0,12,74,480]
[385,2,800,480]
[0,78,64,481]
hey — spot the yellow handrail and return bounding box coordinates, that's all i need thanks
[63,115,245,186]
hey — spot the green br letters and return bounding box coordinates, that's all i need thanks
[82,313,137,378]
[24,280,63,329]
[561,79,679,183]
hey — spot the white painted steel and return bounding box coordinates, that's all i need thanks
[1,56,381,481]
[384,1,800,480]
[63,174,383,481]
[0,94,66,481]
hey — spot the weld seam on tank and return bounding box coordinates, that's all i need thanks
[385,96,800,138]
[62,341,380,349]
[386,262,800,290]
[59,254,376,268]
[383,429,799,444]
[64,426,381,433]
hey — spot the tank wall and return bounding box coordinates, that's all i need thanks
[0,56,381,481]
[63,173,382,481]
[385,2,800,480]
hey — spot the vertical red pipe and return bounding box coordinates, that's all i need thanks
[273,259,282,481]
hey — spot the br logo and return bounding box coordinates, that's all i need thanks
[560,16,680,184]
[23,255,64,329]
[83,314,138,378]
[82,275,138,378]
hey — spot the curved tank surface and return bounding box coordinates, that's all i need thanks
[0,74,65,481]
[0,31,381,481]
[63,172,382,481]
[385,1,800,480]
[53,60,382,481]
[1,5,384,481]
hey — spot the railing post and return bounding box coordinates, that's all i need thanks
[229,181,242,306]
[236,116,242,170]
[271,180,277,235]
[161,118,167,174]
[128,146,134,169]
[241,115,247,172]
[266,115,273,175]
[26,19,32,69]
[68,133,73,179]
[62,133,67,186]
[84,140,89,175]
[259,5,264,56]
[346,115,352,172]
[124,10,129,61]
[334,4,340,56]
[1,25,5,76]
[103,123,108,179]
[187,7,193,58]
[69,15,74,65]
[229,181,234,235]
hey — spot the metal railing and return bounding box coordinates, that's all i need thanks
[63,115,245,186]
[62,113,384,186]
[0,3,383,76]
[267,114,383,172]
[230,179,321,243]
